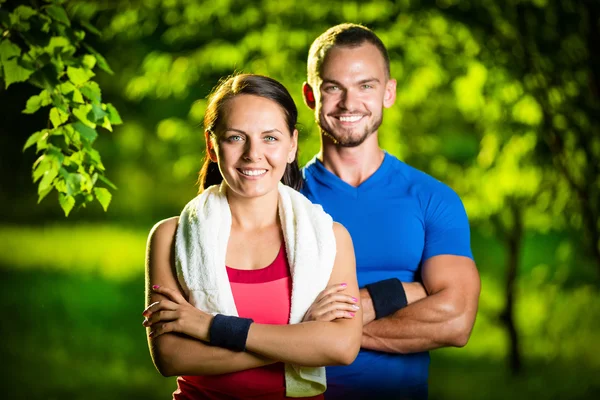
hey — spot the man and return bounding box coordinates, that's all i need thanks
[300,23,481,399]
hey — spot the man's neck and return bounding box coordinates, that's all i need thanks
[318,134,385,187]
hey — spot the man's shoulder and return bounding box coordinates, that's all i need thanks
[386,154,454,193]
[301,155,319,178]
[300,156,328,199]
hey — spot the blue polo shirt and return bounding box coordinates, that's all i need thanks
[301,152,473,399]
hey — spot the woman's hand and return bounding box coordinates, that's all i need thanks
[302,283,360,322]
[143,285,213,341]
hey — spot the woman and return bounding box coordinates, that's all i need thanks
[142,74,362,399]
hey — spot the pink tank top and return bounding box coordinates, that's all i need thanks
[173,245,323,399]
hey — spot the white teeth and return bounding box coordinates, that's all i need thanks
[339,115,362,122]
[240,169,266,176]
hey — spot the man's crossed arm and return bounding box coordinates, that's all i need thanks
[360,255,480,353]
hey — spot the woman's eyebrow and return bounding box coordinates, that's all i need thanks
[224,128,283,135]
[223,128,246,134]
[262,129,283,135]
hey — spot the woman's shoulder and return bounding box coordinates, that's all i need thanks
[332,222,352,249]
[148,216,179,243]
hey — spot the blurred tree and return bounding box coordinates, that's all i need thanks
[399,0,600,373]
[438,0,600,275]
[430,0,600,372]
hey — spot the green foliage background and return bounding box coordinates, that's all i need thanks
[0,0,599,398]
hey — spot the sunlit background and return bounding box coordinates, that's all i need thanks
[1,0,599,399]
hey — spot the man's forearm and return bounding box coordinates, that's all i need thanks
[361,286,477,354]
[360,281,427,326]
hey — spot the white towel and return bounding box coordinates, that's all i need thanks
[175,181,336,397]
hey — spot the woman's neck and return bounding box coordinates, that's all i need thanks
[226,187,280,231]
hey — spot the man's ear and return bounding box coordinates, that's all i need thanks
[204,130,218,162]
[302,82,316,110]
[383,78,397,109]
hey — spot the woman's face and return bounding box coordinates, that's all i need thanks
[208,94,298,200]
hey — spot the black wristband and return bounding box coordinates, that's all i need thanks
[365,278,408,320]
[209,314,254,352]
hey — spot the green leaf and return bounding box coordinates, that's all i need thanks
[58,81,84,103]
[91,103,108,122]
[23,90,51,114]
[88,148,105,170]
[101,116,112,132]
[48,129,69,151]
[45,5,70,26]
[94,187,112,211]
[12,6,37,23]
[23,130,45,152]
[58,193,75,216]
[82,54,96,70]
[47,145,65,164]
[28,62,60,90]
[38,166,59,196]
[83,43,114,75]
[105,103,123,124]
[2,58,34,88]
[66,66,94,85]
[65,173,83,195]
[23,95,43,114]
[73,104,95,127]
[68,151,84,166]
[0,40,21,62]
[80,20,102,36]
[49,107,69,128]
[59,81,77,94]
[33,155,50,182]
[34,131,50,153]
[55,170,68,192]
[44,36,73,55]
[80,170,94,192]
[71,87,84,103]
[74,29,86,42]
[80,81,101,103]
[50,92,69,113]
[72,121,98,143]
[37,184,53,204]
[62,124,81,148]
[98,174,117,190]
[13,5,37,19]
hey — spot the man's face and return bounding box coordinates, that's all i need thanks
[309,43,396,147]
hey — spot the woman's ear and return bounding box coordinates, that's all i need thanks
[288,129,299,163]
[205,130,218,162]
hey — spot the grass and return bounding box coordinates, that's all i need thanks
[0,224,148,281]
[1,223,599,399]
[0,268,175,399]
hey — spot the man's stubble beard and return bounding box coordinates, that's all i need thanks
[319,113,383,148]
